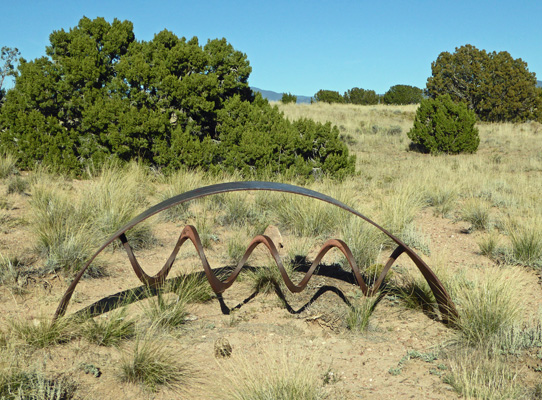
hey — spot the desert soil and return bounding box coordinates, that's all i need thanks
[1,179,541,399]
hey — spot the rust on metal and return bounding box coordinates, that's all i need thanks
[53,181,458,322]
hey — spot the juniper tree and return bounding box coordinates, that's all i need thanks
[0,16,354,179]
[426,44,541,122]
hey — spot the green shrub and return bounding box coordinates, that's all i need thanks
[0,17,354,180]
[344,87,380,105]
[383,84,423,105]
[313,89,344,104]
[407,95,480,154]
[215,95,355,179]
[427,44,541,122]
[281,92,297,104]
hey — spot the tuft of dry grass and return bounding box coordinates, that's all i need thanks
[84,162,155,250]
[346,295,378,333]
[30,183,100,275]
[453,267,525,347]
[506,219,542,268]
[0,151,18,179]
[460,198,492,231]
[79,307,136,346]
[118,329,193,393]
[443,347,526,400]
[8,316,77,349]
[272,187,349,238]
[223,348,326,400]
[340,217,382,269]
[143,273,212,331]
[158,168,205,222]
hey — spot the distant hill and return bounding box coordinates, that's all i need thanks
[538,80,542,88]
[251,87,312,104]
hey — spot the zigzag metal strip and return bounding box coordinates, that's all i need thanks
[120,224,371,294]
[53,181,458,323]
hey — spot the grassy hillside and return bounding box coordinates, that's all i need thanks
[1,102,542,399]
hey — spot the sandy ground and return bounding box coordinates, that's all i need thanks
[1,184,541,399]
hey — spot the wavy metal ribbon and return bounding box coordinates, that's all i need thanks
[53,181,458,322]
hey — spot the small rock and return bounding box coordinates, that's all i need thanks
[263,225,284,253]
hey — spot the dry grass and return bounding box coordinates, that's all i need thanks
[453,267,525,347]
[79,307,136,346]
[8,316,77,348]
[1,102,542,398]
[118,328,193,393]
[222,349,326,400]
[443,347,526,400]
[0,151,18,179]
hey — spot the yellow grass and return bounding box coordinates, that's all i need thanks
[1,101,542,398]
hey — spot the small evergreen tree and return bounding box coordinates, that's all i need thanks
[281,92,297,104]
[314,90,344,104]
[407,95,479,154]
[383,85,423,105]
[344,87,380,105]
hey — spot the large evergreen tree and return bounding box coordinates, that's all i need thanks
[426,44,541,122]
[0,17,354,178]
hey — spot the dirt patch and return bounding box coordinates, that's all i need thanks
[1,178,541,399]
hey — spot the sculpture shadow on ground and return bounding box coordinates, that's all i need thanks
[54,181,457,324]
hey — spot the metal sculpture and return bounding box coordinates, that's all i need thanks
[53,181,458,322]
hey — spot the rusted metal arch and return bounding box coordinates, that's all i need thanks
[53,181,458,322]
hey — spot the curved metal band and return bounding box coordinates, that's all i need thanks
[53,181,458,322]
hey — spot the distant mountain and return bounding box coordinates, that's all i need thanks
[251,87,312,104]
[538,80,542,88]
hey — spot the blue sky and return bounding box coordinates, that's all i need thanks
[2,0,541,96]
